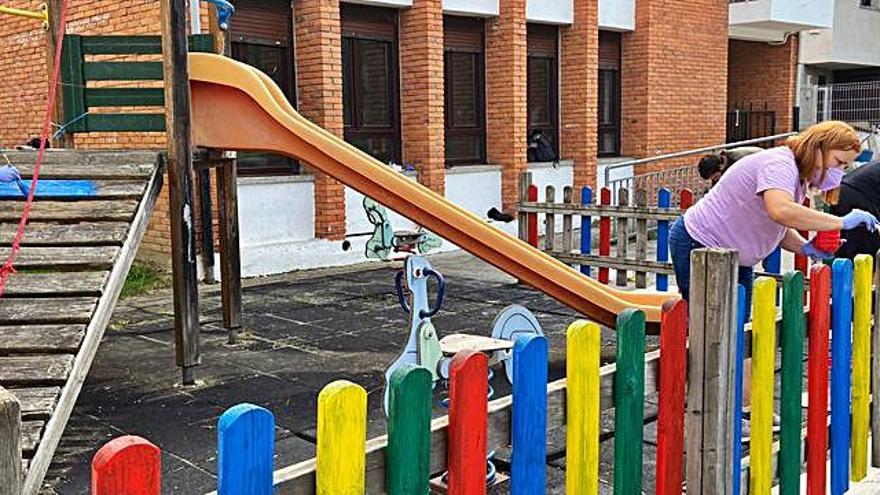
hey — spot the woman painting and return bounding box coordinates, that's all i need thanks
[670,120,878,318]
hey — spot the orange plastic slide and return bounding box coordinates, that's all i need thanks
[188,53,678,329]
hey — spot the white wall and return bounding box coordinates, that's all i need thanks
[800,0,880,67]
[729,0,833,41]
[526,0,572,24]
[599,0,635,31]
[443,0,498,17]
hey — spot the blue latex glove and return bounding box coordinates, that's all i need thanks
[0,164,21,183]
[800,238,836,260]
[841,209,879,232]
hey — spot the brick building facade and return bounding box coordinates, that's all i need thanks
[0,0,802,276]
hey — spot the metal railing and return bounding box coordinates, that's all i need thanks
[603,131,797,205]
[817,81,880,127]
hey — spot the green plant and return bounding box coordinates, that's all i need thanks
[120,263,169,299]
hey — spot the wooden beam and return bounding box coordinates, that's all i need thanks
[161,0,201,385]
[0,387,22,495]
[217,156,241,342]
[45,0,71,149]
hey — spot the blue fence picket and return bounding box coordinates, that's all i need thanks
[656,188,671,291]
[765,246,782,303]
[831,259,853,495]
[732,284,745,494]
[511,334,548,494]
[580,186,592,277]
[217,403,275,495]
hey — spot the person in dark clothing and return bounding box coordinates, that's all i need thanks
[697,146,764,186]
[831,160,880,259]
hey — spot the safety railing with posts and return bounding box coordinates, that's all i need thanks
[603,131,797,206]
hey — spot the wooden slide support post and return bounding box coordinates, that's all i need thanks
[161,0,201,385]
[685,248,738,494]
[0,387,22,495]
[217,152,242,343]
[91,435,161,495]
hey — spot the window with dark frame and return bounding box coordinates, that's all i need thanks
[342,5,401,164]
[598,31,621,157]
[229,0,299,175]
[444,16,486,165]
[527,24,559,161]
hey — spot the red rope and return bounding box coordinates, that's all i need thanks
[0,0,69,298]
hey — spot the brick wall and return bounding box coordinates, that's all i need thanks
[728,36,799,135]
[486,0,527,210]
[621,0,729,174]
[399,0,445,194]
[560,0,599,191]
[294,0,346,240]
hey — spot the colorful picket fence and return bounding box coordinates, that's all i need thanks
[517,173,805,292]
[66,251,880,494]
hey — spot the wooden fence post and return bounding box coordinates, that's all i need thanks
[873,249,880,468]
[448,351,488,495]
[732,285,746,495]
[807,264,831,493]
[317,381,367,495]
[562,186,573,257]
[387,364,432,495]
[0,387,21,495]
[685,248,738,495]
[852,255,872,481]
[615,188,629,287]
[217,403,274,495]
[614,309,645,495]
[780,271,805,493]
[750,277,776,493]
[511,335,548,494]
[634,189,648,288]
[598,187,611,284]
[656,188,671,291]
[518,172,532,243]
[91,436,161,495]
[580,186,592,277]
[831,258,853,494]
[528,185,538,248]
[545,186,556,251]
[566,321,600,495]
[656,300,687,495]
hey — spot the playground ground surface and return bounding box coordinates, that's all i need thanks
[40,249,681,494]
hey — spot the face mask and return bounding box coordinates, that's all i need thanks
[811,167,845,191]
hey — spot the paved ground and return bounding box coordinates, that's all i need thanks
[39,250,666,494]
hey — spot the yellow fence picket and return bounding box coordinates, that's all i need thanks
[750,277,776,494]
[317,380,367,495]
[566,320,600,495]
[852,255,872,480]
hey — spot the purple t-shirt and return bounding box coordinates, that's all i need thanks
[684,147,806,266]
